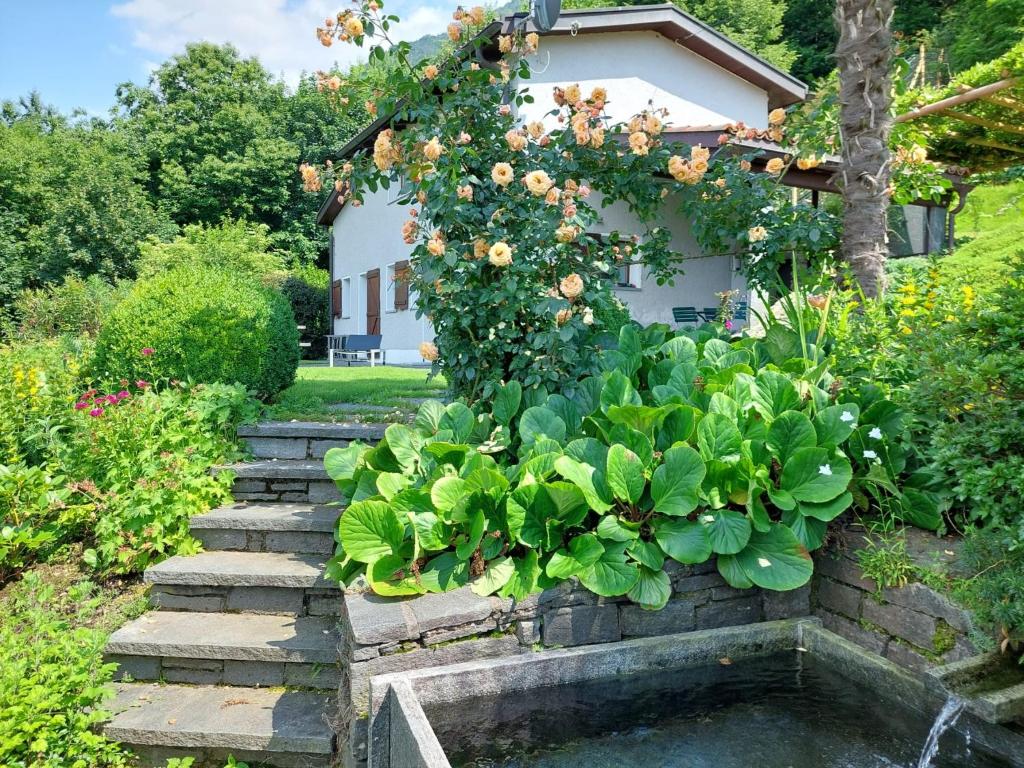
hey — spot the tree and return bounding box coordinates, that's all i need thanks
[935,0,1024,72]
[562,0,797,71]
[835,0,894,298]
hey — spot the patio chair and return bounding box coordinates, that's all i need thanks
[672,306,701,326]
[327,334,385,367]
[734,301,749,321]
[701,307,719,322]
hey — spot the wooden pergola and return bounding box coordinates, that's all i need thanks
[896,42,1024,173]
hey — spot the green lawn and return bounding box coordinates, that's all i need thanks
[941,180,1024,289]
[267,365,448,421]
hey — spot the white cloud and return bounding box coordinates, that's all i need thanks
[110,0,461,86]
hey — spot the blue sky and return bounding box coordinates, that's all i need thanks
[0,0,462,116]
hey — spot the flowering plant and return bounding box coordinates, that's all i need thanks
[306,3,839,400]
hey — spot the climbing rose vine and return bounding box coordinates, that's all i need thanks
[307,3,837,401]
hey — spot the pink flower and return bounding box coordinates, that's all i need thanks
[135,380,149,389]
[89,407,104,417]
[116,390,131,401]
[725,320,734,330]
[106,394,119,405]
[140,347,154,356]
[74,402,89,411]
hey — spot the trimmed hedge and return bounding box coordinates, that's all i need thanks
[93,266,299,398]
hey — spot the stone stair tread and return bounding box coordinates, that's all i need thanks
[217,460,330,480]
[107,683,334,754]
[237,421,387,440]
[107,612,339,663]
[190,503,338,533]
[144,551,330,589]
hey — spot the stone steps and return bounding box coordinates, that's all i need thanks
[219,459,335,504]
[106,683,335,768]
[238,420,386,460]
[145,551,339,617]
[190,502,338,555]
[106,612,341,690]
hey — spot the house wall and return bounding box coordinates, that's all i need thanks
[330,186,429,365]
[519,31,770,128]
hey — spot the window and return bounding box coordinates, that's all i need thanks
[584,232,641,290]
[341,277,352,319]
[385,261,411,312]
[385,264,396,313]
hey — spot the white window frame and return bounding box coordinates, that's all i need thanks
[340,277,352,319]
[384,263,397,314]
[588,231,642,291]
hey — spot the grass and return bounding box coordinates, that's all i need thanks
[267,364,449,421]
[941,180,1024,289]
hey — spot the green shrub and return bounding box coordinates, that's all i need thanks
[93,266,299,398]
[957,527,1024,661]
[0,573,132,767]
[323,324,928,607]
[279,265,329,359]
[12,276,129,341]
[135,221,285,282]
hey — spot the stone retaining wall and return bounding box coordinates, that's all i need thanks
[238,422,386,460]
[813,546,976,673]
[336,561,810,767]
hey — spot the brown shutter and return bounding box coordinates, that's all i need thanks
[332,280,342,318]
[394,260,410,311]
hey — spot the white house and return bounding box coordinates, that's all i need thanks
[316,5,943,363]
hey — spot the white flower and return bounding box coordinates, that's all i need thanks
[839,411,855,423]
[818,464,833,476]
[863,449,878,460]
[869,427,883,440]
[700,515,715,523]
[757,557,772,568]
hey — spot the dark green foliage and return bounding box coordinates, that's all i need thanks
[934,0,1024,72]
[280,265,330,359]
[958,526,1024,659]
[93,267,299,398]
[10,276,129,340]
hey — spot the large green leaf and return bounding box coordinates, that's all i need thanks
[653,518,712,564]
[627,566,671,610]
[656,406,697,448]
[798,491,853,522]
[430,476,467,513]
[564,437,608,471]
[606,404,676,435]
[499,551,541,600]
[440,402,475,442]
[697,413,742,462]
[651,445,705,516]
[367,554,426,596]
[410,510,449,552]
[607,425,655,467]
[554,455,613,512]
[627,539,665,571]
[596,514,640,542]
[414,400,447,434]
[542,481,589,525]
[470,556,516,596]
[423,441,470,468]
[606,444,645,504]
[700,508,752,555]
[578,543,640,597]
[898,488,944,531]
[734,525,813,590]
[492,380,522,425]
[570,376,604,418]
[337,500,405,564]
[519,406,567,448]
[752,370,800,420]
[766,411,817,465]
[384,423,420,472]
[813,403,860,448]
[455,509,485,559]
[782,509,827,551]
[376,472,411,500]
[324,443,366,483]
[600,370,641,413]
[546,533,606,579]
[716,553,754,589]
[780,447,852,503]
[419,552,469,592]
[660,336,698,366]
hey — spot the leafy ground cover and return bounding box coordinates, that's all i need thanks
[267,364,448,421]
[941,181,1024,288]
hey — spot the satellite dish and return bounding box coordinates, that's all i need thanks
[531,0,561,32]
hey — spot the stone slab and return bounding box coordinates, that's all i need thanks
[862,599,937,650]
[542,604,621,647]
[695,595,763,629]
[344,591,419,646]
[620,598,697,637]
[816,577,863,619]
[817,609,889,655]
[238,421,387,440]
[191,503,337,534]
[106,612,339,663]
[762,585,812,620]
[245,437,309,460]
[407,587,494,635]
[221,460,330,481]
[144,551,330,589]
[107,683,334,754]
[880,582,972,633]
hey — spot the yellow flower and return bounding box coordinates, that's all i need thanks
[589,127,605,148]
[900,325,913,335]
[473,239,489,259]
[768,107,787,126]
[491,162,514,187]
[739,159,751,172]
[644,114,663,135]
[457,184,473,201]
[344,16,364,37]
[714,177,727,188]
[564,83,581,105]
[524,169,554,196]
[589,86,607,105]
[628,131,650,156]
[373,129,398,171]
[447,22,462,41]
[427,234,446,256]
[560,272,584,299]
[748,226,768,243]
[505,130,528,152]
[526,121,544,139]
[765,157,785,174]
[468,6,486,25]
[690,145,710,163]
[555,224,578,243]
[488,241,513,267]
[498,35,513,53]
[419,341,439,362]
[423,137,444,162]
[691,159,708,174]
[423,64,439,80]
[524,32,540,53]
[911,145,928,163]
[556,308,572,326]
[545,187,561,205]
[668,155,687,180]
[796,155,820,170]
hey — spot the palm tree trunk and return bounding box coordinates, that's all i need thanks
[834,0,894,299]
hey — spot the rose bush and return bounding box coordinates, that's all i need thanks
[306,3,838,400]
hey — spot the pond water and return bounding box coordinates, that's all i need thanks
[426,652,1010,768]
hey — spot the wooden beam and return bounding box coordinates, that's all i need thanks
[939,108,1024,137]
[981,94,1024,114]
[965,137,1024,155]
[895,77,1019,122]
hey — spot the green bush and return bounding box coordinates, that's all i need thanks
[323,324,928,607]
[135,221,285,282]
[279,265,329,359]
[93,266,299,398]
[11,276,128,341]
[957,527,1024,661]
